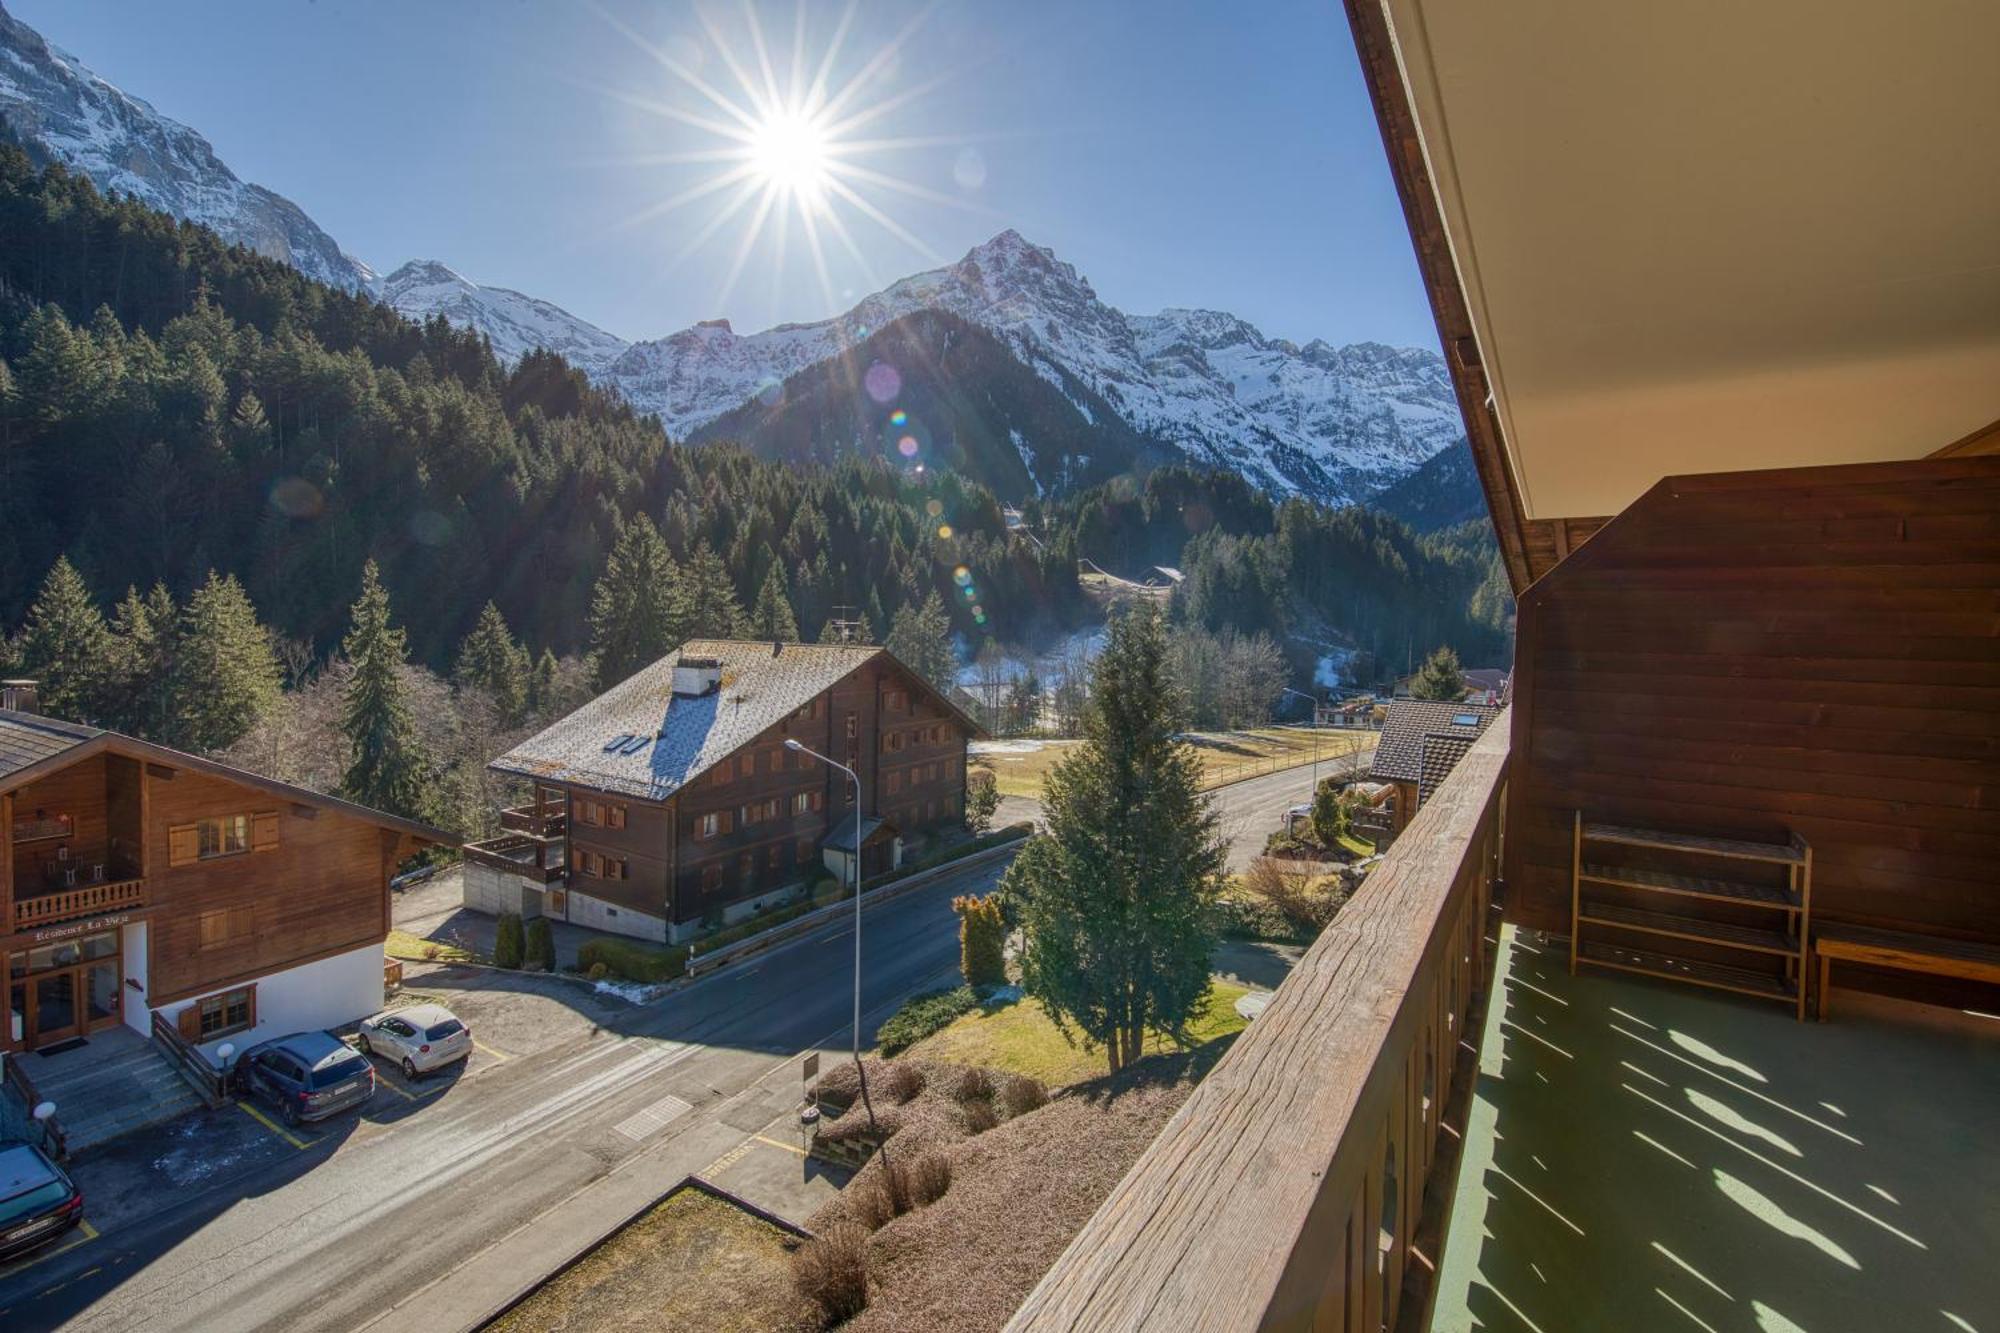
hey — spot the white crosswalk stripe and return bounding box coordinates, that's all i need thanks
[613,1092,693,1141]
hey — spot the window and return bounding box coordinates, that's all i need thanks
[739,851,755,881]
[194,985,256,1041]
[887,771,903,795]
[792,791,814,815]
[885,731,905,753]
[796,837,815,864]
[572,848,605,877]
[716,757,735,783]
[697,813,721,839]
[701,864,723,892]
[886,689,908,713]
[795,699,820,721]
[197,906,256,951]
[198,815,250,860]
[845,713,858,740]
[769,843,786,870]
[575,800,601,827]
[607,804,627,831]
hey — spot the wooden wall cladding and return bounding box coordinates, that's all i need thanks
[147,765,392,1004]
[1507,458,1999,1002]
[1523,516,1610,582]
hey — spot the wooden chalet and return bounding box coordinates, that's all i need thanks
[1010,4,2000,1331]
[1367,698,1501,837]
[1,687,448,1098]
[469,640,981,945]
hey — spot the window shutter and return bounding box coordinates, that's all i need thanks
[178,1005,202,1041]
[812,791,824,812]
[252,811,280,852]
[720,810,734,834]
[168,823,201,867]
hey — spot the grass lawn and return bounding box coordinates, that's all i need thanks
[901,980,1250,1088]
[972,728,1370,802]
[1337,832,1377,858]
[488,1185,814,1333]
[384,929,479,964]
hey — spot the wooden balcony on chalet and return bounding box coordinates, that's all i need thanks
[499,795,566,840]
[463,832,565,885]
[12,872,146,931]
[1008,716,2000,1332]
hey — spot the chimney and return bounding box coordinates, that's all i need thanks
[0,680,38,714]
[671,657,723,698]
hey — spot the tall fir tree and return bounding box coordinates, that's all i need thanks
[587,514,683,689]
[454,600,529,725]
[339,561,433,820]
[17,556,113,722]
[747,564,799,642]
[530,647,559,715]
[886,591,957,695]
[107,582,179,738]
[680,541,747,639]
[166,571,282,753]
[1409,644,1467,700]
[1011,604,1224,1074]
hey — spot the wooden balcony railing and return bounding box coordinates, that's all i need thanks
[13,876,147,930]
[499,804,566,838]
[464,834,566,885]
[1009,716,1509,1333]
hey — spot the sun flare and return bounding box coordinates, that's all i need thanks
[748,108,831,199]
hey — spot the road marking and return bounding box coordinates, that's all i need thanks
[704,1141,754,1176]
[612,1093,692,1142]
[754,1134,807,1157]
[0,1219,99,1285]
[238,1100,313,1149]
[472,1038,511,1063]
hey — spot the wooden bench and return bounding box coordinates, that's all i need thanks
[1813,924,2000,1021]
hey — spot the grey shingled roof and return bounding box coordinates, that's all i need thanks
[1370,699,1500,785]
[823,815,892,853]
[1418,732,1480,802]
[0,710,102,782]
[490,640,896,801]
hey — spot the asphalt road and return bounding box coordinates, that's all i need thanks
[0,858,1006,1333]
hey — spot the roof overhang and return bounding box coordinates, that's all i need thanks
[1345,0,2000,586]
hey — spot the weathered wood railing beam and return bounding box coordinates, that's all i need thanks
[1008,717,1509,1333]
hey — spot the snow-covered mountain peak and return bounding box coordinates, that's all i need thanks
[375,259,629,372]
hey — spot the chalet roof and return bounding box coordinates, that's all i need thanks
[0,709,100,783]
[1370,699,1501,785]
[491,640,981,802]
[1418,733,1480,803]
[0,709,453,844]
[823,815,893,854]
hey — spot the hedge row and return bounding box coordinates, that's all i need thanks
[865,822,1033,892]
[577,937,692,984]
[876,986,981,1055]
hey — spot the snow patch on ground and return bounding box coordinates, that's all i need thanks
[591,978,665,1005]
[1315,647,1358,689]
[153,1118,245,1186]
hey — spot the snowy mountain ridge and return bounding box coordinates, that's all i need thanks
[376,260,629,373]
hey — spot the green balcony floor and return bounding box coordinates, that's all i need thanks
[1431,925,2000,1333]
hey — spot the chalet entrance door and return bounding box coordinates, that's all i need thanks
[30,969,81,1047]
[9,930,122,1049]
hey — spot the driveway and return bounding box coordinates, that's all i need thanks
[393,866,605,969]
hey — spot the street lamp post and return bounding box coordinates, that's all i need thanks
[1282,686,1324,795]
[784,738,878,1135]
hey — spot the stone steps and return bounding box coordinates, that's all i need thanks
[30,1035,210,1155]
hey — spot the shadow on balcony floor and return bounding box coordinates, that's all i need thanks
[1432,925,2000,1333]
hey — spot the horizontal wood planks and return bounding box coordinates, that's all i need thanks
[1508,458,2000,996]
[1008,722,1507,1333]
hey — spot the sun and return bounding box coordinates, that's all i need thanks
[748,108,831,200]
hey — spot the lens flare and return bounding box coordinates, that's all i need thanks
[936,524,953,539]
[891,410,910,428]
[867,363,902,403]
[897,435,920,458]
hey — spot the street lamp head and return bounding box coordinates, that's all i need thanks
[784,739,804,752]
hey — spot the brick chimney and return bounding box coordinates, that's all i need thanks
[671,658,722,698]
[0,679,38,714]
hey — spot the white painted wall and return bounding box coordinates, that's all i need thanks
[151,943,384,1066]
[121,920,150,1036]
[568,891,667,943]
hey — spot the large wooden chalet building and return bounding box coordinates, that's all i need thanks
[468,640,981,944]
[2,685,446,1065]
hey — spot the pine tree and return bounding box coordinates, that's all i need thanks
[1409,645,1467,700]
[455,600,529,724]
[530,648,559,715]
[886,591,956,695]
[1012,604,1224,1075]
[339,561,433,820]
[167,571,282,754]
[747,564,799,642]
[17,556,113,722]
[107,582,179,738]
[680,541,747,639]
[587,514,683,689]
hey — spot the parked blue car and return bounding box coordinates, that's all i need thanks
[0,1138,83,1262]
[237,1031,376,1126]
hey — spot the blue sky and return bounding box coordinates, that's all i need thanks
[14,1,1436,351]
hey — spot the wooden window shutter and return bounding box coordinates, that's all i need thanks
[168,823,201,867]
[178,1005,202,1040]
[812,791,824,812]
[252,811,280,852]
[720,810,734,834]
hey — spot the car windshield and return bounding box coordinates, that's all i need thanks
[0,1180,70,1225]
[308,1053,370,1090]
[423,1019,464,1041]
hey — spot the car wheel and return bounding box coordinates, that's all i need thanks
[402,1057,420,1080]
[280,1098,301,1128]
[357,1034,373,1056]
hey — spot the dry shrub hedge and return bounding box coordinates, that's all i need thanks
[878,1061,926,1105]
[962,1099,1000,1135]
[792,1221,870,1324]
[951,1066,994,1104]
[998,1074,1049,1118]
[908,1151,953,1207]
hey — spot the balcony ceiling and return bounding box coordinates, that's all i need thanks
[1383,0,2000,519]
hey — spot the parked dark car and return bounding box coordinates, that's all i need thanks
[238,1031,376,1126]
[0,1139,83,1262]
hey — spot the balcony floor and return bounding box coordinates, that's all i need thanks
[1432,925,2000,1333]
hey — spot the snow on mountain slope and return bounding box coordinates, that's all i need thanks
[606,230,1462,505]
[378,260,629,372]
[0,2,372,291]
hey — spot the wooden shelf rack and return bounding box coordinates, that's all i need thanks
[1570,815,1812,1020]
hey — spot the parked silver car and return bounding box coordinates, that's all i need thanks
[356,1003,472,1078]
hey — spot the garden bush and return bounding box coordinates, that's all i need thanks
[962,1099,999,1135]
[997,1074,1049,1118]
[576,937,690,984]
[952,892,1007,987]
[908,1150,953,1206]
[493,912,525,969]
[877,1060,926,1105]
[951,1066,994,1105]
[522,917,555,971]
[876,986,979,1055]
[792,1221,870,1322]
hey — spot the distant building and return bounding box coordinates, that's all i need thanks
[1367,699,1502,834]
[1391,666,1510,703]
[469,640,983,944]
